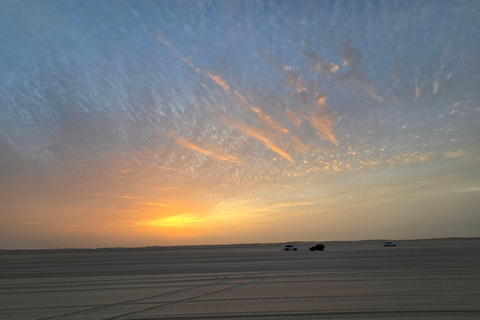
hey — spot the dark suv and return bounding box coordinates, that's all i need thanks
[309,244,325,251]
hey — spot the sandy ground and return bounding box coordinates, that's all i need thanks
[1,238,479,319]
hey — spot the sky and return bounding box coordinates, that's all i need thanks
[1,0,479,249]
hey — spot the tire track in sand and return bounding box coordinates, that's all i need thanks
[35,276,233,320]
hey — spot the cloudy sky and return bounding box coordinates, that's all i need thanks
[1,0,479,249]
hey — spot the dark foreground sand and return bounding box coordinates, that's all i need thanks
[1,238,479,319]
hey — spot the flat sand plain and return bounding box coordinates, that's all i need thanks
[1,238,479,319]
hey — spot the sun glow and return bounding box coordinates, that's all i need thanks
[142,214,207,228]
[137,202,254,232]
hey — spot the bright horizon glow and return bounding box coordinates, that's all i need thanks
[0,1,479,249]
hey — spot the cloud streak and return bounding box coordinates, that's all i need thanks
[158,166,180,171]
[284,66,306,92]
[177,137,241,164]
[305,96,339,147]
[285,108,302,127]
[304,51,339,76]
[157,36,288,134]
[339,42,384,103]
[222,117,293,162]
[256,48,339,147]
[444,150,465,159]
[157,36,231,91]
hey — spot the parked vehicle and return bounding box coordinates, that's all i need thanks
[309,244,325,251]
[283,244,297,251]
[383,241,396,247]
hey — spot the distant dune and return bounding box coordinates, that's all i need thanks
[1,237,478,253]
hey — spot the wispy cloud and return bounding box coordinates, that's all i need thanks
[415,77,420,97]
[433,39,452,94]
[177,137,241,164]
[272,200,323,208]
[249,105,289,134]
[339,41,384,103]
[385,152,435,165]
[204,70,231,91]
[340,71,384,103]
[256,48,339,147]
[284,66,306,92]
[157,35,288,134]
[156,36,231,91]
[118,195,141,199]
[444,150,465,158]
[306,113,338,147]
[305,95,339,147]
[285,108,302,126]
[304,51,339,76]
[341,41,363,69]
[158,166,180,171]
[291,136,308,154]
[222,117,293,162]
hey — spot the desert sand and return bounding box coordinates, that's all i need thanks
[1,238,479,319]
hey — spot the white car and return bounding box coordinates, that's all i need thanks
[283,244,297,251]
[383,241,396,247]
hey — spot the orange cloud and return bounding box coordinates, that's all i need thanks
[385,152,435,165]
[255,48,341,147]
[301,95,339,147]
[204,71,231,91]
[285,108,302,126]
[228,88,288,134]
[119,195,141,199]
[158,166,180,171]
[177,138,241,164]
[304,51,339,76]
[306,112,339,147]
[157,36,288,135]
[222,117,293,162]
[291,136,308,154]
[284,66,306,92]
[250,106,289,134]
[299,95,338,147]
[316,96,327,110]
[157,36,230,91]
[156,35,172,48]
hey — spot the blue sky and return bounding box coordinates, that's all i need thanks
[1,0,479,249]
